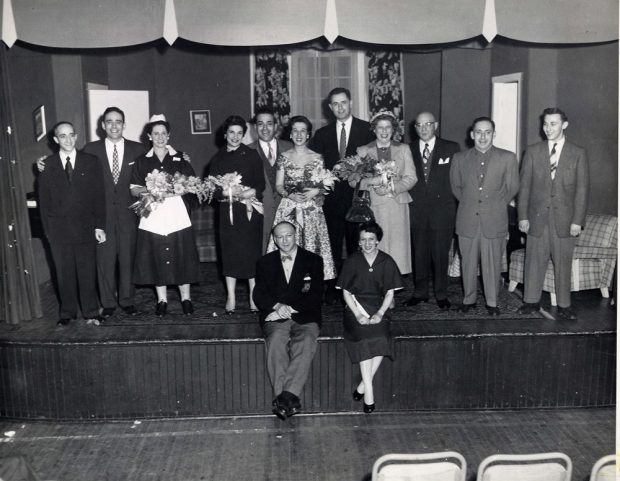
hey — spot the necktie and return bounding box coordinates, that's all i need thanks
[281,254,292,262]
[112,144,120,184]
[267,143,274,165]
[64,157,73,182]
[339,123,347,159]
[422,143,430,164]
[550,143,558,179]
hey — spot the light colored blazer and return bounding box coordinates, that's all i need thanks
[450,146,519,239]
[355,141,417,207]
[518,140,589,238]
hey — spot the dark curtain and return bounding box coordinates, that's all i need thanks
[367,51,404,141]
[254,51,291,126]
[0,45,42,324]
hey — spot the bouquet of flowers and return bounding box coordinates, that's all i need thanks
[129,169,214,218]
[207,171,263,225]
[285,165,339,195]
[332,153,380,185]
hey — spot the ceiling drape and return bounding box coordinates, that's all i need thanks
[2,0,617,49]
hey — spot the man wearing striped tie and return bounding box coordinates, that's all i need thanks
[517,108,589,321]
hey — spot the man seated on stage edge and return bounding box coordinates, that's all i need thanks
[253,221,324,420]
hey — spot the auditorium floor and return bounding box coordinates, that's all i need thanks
[0,407,613,481]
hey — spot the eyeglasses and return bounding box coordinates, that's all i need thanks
[415,122,435,129]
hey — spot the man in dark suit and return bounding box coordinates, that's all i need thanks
[253,221,324,419]
[248,107,293,252]
[450,117,519,315]
[404,111,460,309]
[517,108,589,320]
[39,107,147,317]
[309,87,374,302]
[38,122,106,326]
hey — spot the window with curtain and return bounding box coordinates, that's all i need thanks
[290,49,369,128]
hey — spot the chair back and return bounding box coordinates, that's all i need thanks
[577,214,618,249]
[372,452,466,481]
[590,455,616,481]
[476,452,572,481]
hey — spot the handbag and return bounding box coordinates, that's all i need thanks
[345,181,375,223]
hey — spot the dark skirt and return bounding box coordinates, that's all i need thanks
[218,201,263,279]
[133,226,200,286]
[343,293,393,363]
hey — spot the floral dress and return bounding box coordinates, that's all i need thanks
[267,153,336,280]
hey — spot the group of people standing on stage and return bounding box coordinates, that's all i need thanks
[36,86,589,418]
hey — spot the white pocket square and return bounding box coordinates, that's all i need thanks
[128,161,135,166]
[438,157,450,164]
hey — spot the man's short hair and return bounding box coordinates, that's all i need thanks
[53,121,74,136]
[542,107,568,122]
[327,87,351,102]
[272,221,296,234]
[102,106,125,122]
[472,116,495,131]
[252,107,277,124]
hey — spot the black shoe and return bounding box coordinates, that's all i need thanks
[155,301,167,317]
[56,318,71,326]
[352,389,363,402]
[101,307,115,317]
[121,305,137,316]
[517,302,540,315]
[403,296,428,307]
[181,300,194,315]
[456,303,476,313]
[272,394,289,420]
[285,393,301,417]
[486,305,501,316]
[556,306,577,321]
[436,298,451,310]
[363,402,375,413]
[225,309,235,315]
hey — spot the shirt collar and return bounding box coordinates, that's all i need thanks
[419,136,436,151]
[146,145,178,157]
[548,137,566,149]
[105,137,124,148]
[338,116,353,130]
[280,246,298,261]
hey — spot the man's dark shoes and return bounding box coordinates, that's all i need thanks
[556,306,577,321]
[181,300,194,315]
[517,302,540,315]
[101,307,115,317]
[283,391,301,417]
[436,298,451,310]
[121,305,137,316]
[272,394,288,420]
[486,305,501,316]
[403,296,428,307]
[155,301,167,317]
[456,303,476,313]
[56,318,71,327]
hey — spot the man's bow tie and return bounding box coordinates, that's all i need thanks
[281,254,292,262]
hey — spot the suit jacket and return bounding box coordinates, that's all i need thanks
[82,139,147,233]
[38,151,106,244]
[450,146,519,239]
[409,137,460,229]
[518,140,589,238]
[356,141,417,206]
[253,247,324,325]
[309,117,375,213]
[249,139,293,220]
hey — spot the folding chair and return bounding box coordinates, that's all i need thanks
[590,455,616,481]
[372,451,466,481]
[477,452,572,481]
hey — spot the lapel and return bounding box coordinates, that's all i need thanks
[53,153,72,188]
[97,141,115,184]
[555,141,574,182]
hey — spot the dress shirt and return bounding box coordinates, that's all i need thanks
[61,150,77,169]
[335,116,353,151]
[418,136,437,157]
[105,138,125,173]
[548,136,566,159]
[281,246,298,283]
[259,139,278,165]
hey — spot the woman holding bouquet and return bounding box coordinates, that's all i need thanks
[131,115,200,316]
[268,115,336,280]
[354,111,417,275]
[209,115,265,314]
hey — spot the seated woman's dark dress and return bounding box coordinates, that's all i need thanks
[337,250,403,363]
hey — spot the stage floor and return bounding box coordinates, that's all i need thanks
[0,263,615,344]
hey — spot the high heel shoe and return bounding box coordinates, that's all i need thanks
[181,300,194,315]
[352,390,363,402]
[363,402,375,413]
[155,301,167,317]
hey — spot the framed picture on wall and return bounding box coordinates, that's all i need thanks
[33,105,46,142]
[190,110,211,134]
